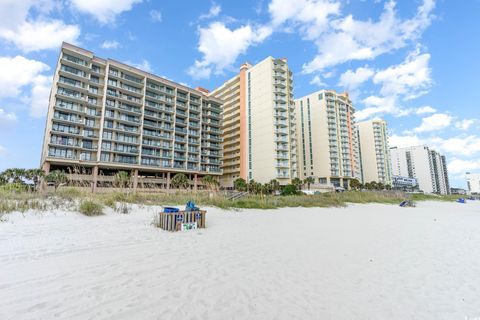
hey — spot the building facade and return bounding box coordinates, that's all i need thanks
[40,43,223,190]
[390,146,450,195]
[356,119,392,185]
[211,57,297,187]
[466,172,480,194]
[392,176,418,192]
[294,90,360,189]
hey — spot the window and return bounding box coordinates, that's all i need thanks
[80,152,92,161]
[103,131,112,140]
[100,152,110,162]
[101,141,111,150]
[90,76,99,84]
[85,118,95,127]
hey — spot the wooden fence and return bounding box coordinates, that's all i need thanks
[157,210,206,232]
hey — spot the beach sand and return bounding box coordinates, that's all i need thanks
[1,201,480,319]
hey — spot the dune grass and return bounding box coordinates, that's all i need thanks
[0,187,467,216]
[79,200,104,216]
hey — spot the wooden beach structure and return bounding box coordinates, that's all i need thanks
[158,210,207,232]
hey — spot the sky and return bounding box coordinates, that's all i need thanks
[0,0,478,188]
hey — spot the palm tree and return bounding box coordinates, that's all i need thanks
[3,168,21,184]
[304,176,315,190]
[349,179,362,191]
[291,177,303,190]
[114,171,131,189]
[233,178,247,192]
[202,175,219,191]
[261,183,273,196]
[46,170,68,191]
[25,169,45,191]
[269,179,280,193]
[247,179,258,194]
[171,173,190,189]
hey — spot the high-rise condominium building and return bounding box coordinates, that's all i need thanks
[356,119,392,185]
[390,146,450,195]
[40,43,223,191]
[210,57,297,187]
[295,90,360,189]
[466,172,480,194]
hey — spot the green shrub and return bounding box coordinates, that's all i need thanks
[281,184,299,196]
[79,200,104,216]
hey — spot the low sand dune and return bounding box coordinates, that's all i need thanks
[1,201,480,320]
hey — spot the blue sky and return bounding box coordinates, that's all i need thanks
[0,0,478,188]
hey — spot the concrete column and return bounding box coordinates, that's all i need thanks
[91,165,98,193]
[194,174,198,191]
[166,172,171,192]
[133,169,139,191]
[40,162,51,192]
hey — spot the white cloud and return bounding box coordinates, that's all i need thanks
[269,0,340,39]
[0,56,51,117]
[373,49,432,99]
[69,0,143,24]
[188,22,272,79]
[101,40,120,49]
[455,119,476,131]
[356,95,410,121]
[199,3,221,20]
[302,0,435,73]
[149,9,162,22]
[0,56,50,98]
[448,159,480,176]
[310,75,326,87]
[415,106,436,115]
[124,59,153,73]
[0,1,80,52]
[355,48,433,120]
[390,133,480,158]
[389,134,424,149]
[28,75,52,117]
[429,135,480,157]
[0,109,17,126]
[414,113,452,133]
[338,66,374,90]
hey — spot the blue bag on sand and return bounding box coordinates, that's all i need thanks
[456,198,466,204]
[185,201,200,211]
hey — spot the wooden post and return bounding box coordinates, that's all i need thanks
[166,172,171,192]
[40,162,51,192]
[133,169,139,191]
[92,165,98,193]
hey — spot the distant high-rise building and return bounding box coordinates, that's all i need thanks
[294,90,360,189]
[356,119,392,185]
[211,57,297,187]
[40,43,223,191]
[466,172,480,194]
[390,145,450,195]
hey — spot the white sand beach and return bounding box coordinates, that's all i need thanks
[1,201,480,320]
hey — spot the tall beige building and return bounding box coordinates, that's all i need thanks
[211,57,297,187]
[295,90,359,189]
[356,120,392,185]
[40,43,223,191]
